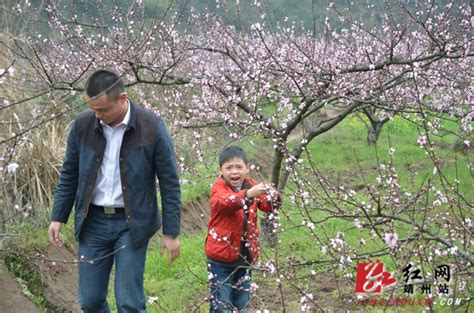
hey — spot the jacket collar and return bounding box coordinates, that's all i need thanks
[127,100,137,130]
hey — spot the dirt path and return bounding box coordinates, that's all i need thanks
[0,244,81,312]
[0,262,39,313]
[38,245,81,312]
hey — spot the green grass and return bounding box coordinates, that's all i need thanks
[306,115,472,198]
[144,233,208,312]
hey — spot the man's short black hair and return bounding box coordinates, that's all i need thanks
[85,70,125,100]
[219,146,249,166]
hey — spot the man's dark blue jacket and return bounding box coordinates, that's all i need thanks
[51,101,181,248]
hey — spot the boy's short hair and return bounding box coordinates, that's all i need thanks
[219,146,249,166]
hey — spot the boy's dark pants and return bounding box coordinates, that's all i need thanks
[208,260,252,312]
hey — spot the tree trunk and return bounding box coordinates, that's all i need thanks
[260,148,284,248]
[367,119,387,145]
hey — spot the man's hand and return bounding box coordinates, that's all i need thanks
[48,221,64,247]
[160,236,180,265]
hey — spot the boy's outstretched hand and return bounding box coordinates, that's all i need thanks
[246,183,278,199]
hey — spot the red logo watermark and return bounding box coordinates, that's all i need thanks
[355,260,397,293]
[353,261,466,308]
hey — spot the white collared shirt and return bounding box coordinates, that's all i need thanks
[91,101,131,207]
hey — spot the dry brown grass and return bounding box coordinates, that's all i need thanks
[1,120,68,226]
[1,22,71,227]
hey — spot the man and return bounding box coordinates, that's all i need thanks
[48,70,181,312]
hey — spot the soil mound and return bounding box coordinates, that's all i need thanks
[181,194,210,234]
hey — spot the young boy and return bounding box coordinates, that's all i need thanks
[205,146,283,312]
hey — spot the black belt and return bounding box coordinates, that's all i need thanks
[90,204,125,214]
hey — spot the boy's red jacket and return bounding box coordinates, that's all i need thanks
[205,177,282,263]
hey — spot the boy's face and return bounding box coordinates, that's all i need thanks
[219,157,250,188]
